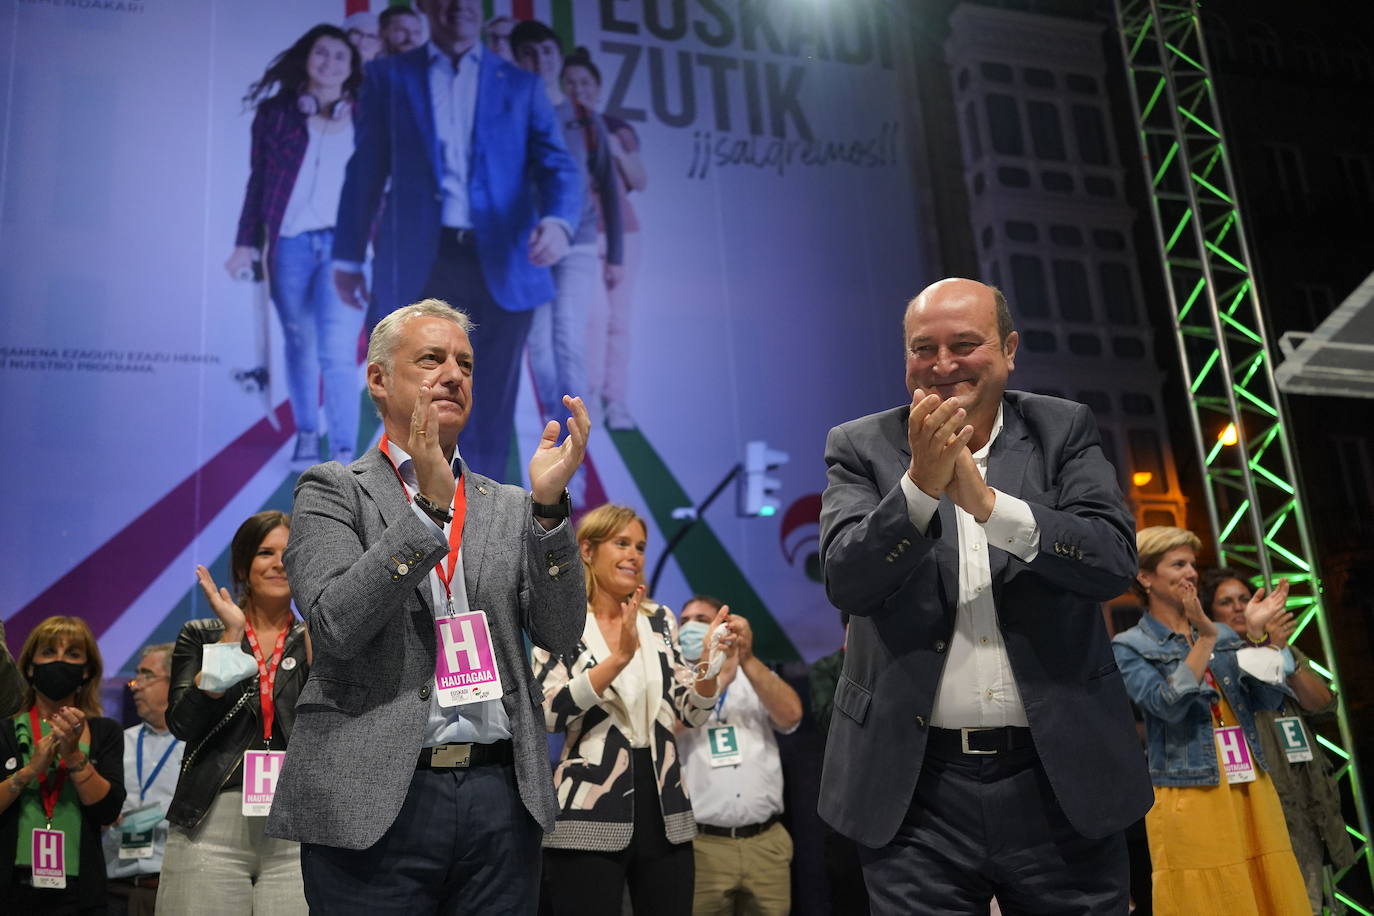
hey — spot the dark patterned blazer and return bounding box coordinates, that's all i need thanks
[532,602,713,851]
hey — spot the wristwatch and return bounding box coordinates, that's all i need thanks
[415,492,454,525]
[532,490,572,519]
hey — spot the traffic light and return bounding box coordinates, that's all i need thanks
[737,440,789,517]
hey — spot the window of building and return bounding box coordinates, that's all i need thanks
[1024,67,1055,88]
[1068,333,1102,356]
[1112,337,1146,358]
[1005,220,1038,242]
[1027,100,1066,160]
[1127,429,1168,493]
[1337,153,1374,202]
[957,68,970,91]
[981,61,1014,83]
[1296,284,1335,330]
[1093,229,1127,251]
[987,94,1024,155]
[1053,260,1093,322]
[1084,175,1116,197]
[998,166,1031,188]
[964,103,983,160]
[972,172,986,195]
[1122,393,1155,416]
[1143,508,1175,527]
[1246,23,1282,69]
[982,226,995,249]
[1100,262,1138,324]
[1065,73,1098,94]
[1263,144,1309,211]
[1049,225,1083,246]
[1022,330,1057,353]
[1043,171,1074,192]
[1072,105,1109,165]
[1078,390,1112,415]
[1333,436,1374,517]
[1010,254,1050,318]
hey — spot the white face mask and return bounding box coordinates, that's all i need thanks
[678,620,710,662]
[199,643,260,693]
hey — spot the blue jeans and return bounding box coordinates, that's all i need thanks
[270,229,364,457]
[528,242,602,425]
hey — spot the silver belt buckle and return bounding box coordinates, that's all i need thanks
[431,743,473,768]
[960,727,997,756]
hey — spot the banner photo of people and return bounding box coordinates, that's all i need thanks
[0,0,927,676]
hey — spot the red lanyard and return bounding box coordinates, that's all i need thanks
[28,706,68,824]
[379,434,466,608]
[1202,669,1224,725]
[243,620,287,744]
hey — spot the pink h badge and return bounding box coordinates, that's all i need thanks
[1215,726,1256,783]
[31,828,65,887]
[434,611,502,705]
[242,750,286,815]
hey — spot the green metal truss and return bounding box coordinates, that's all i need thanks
[1113,0,1374,907]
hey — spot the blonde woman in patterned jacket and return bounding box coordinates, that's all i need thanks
[533,503,733,916]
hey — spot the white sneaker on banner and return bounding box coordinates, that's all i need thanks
[603,400,635,431]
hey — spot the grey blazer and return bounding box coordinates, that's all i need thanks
[818,391,1153,846]
[266,449,585,850]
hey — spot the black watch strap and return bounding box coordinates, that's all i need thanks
[415,492,454,524]
[532,490,572,519]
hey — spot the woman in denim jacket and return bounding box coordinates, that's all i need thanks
[1111,526,1307,915]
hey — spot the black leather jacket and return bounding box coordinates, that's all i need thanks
[165,617,309,830]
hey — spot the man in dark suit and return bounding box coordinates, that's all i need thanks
[268,298,590,913]
[818,278,1152,913]
[332,0,581,480]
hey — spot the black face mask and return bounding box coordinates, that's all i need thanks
[29,660,87,701]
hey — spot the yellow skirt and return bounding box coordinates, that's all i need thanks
[1146,700,1310,916]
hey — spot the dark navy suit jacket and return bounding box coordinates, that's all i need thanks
[333,45,581,324]
[818,391,1152,846]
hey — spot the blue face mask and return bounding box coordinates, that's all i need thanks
[678,620,710,662]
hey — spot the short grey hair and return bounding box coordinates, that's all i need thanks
[138,642,174,673]
[366,298,474,374]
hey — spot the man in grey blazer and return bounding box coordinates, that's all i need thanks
[268,298,590,913]
[819,279,1152,914]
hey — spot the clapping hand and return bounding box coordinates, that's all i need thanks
[1179,580,1217,640]
[1244,578,1291,643]
[610,586,645,665]
[906,390,973,499]
[196,565,246,644]
[47,707,87,757]
[529,396,591,506]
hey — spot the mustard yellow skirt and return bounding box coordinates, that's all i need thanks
[1146,703,1310,916]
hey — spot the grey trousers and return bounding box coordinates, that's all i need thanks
[155,791,306,915]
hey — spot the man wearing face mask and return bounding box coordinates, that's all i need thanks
[675,596,802,916]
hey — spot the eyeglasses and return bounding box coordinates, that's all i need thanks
[127,671,169,688]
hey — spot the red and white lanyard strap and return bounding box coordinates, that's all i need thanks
[379,434,467,610]
[29,706,68,826]
[1202,668,1224,725]
[244,619,288,745]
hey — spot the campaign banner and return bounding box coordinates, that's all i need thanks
[0,0,929,670]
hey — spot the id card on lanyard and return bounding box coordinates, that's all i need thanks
[122,728,179,857]
[379,435,501,707]
[241,620,288,816]
[29,707,68,888]
[1204,669,1256,784]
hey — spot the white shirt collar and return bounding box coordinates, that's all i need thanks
[972,403,1005,465]
[382,439,462,490]
[426,39,482,72]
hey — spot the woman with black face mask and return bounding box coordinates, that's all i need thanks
[0,615,125,913]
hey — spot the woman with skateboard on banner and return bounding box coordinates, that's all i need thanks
[226,25,365,469]
[158,511,310,913]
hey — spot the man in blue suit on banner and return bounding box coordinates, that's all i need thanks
[332,0,581,480]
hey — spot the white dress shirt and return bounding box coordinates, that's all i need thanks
[386,440,511,745]
[102,722,183,878]
[427,41,481,229]
[278,120,354,238]
[898,405,1041,727]
[677,669,795,828]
